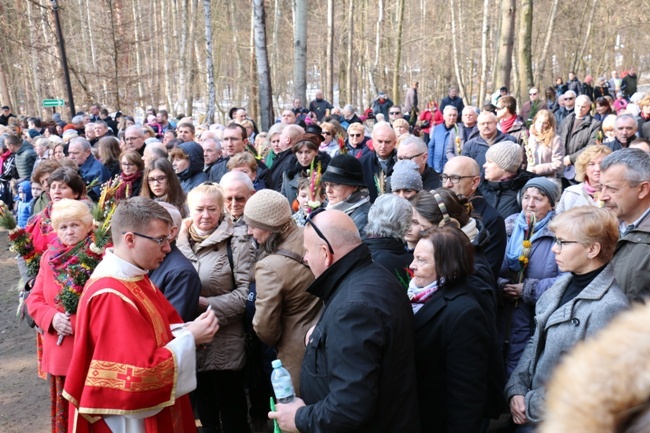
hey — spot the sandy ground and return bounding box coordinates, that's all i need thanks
[0,232,50,432]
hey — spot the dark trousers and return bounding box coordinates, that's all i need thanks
[196,369,250,433]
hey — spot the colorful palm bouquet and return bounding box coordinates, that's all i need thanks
[0,201,41,278]
[518,211,536,284]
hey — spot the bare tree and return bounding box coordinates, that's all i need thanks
[478,0,490,105]
[326,0,334,102]
[392,0,406,104]
[533,0,560,86]
[517,0,533,103]
[293,0,307,105]
[253,0,273,130]
[204,0,216,124]
[495,0,516,89]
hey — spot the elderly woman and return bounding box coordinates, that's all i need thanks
[281,132,331,207]
[114,150,144,199]
[345,122,370,158]
[264,123,286,168]
[322,154,371,236]
[243,189,321,392]
[25,167,87,255]
[364,193,414,285]
[140,157,188,217]
[177,182,253,433]
[411,226,491,433]
[499,177,561,376]
[506,206,629,431]
[556,144,612,214]
[526,110,564,184]
[393,118,411,141]
[26,199,99,433]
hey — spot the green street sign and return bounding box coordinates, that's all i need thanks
[42,99,65,107]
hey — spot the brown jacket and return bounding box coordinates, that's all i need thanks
[177,217,254,372]
[253,224,322,391]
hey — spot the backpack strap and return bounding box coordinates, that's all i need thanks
[275,248,309,268]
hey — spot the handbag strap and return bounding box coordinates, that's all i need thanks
[275,248,309,268]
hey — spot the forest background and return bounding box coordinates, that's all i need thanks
[0,0,648,130]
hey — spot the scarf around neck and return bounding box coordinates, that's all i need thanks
[115,171,143,200]
[505,210,554,272]
[408,278,444,314]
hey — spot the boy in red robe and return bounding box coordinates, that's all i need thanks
[63,197,219,433]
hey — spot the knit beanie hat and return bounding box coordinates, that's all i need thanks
[485,141,522,173]
[390,160,423,192]
[243,189,292,232]
[522,177,560,207]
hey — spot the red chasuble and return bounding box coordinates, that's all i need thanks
[63,275,196,433]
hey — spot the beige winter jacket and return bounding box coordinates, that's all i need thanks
[177,216,254,372]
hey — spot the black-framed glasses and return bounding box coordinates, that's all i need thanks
[305,208,334,255]
[147,176,167,184]
[121,162,136,167]
[389,111,401,115]
[322,131,332,136]
[398,152,424,161]
[349,133,362,138]
[441,174,475,184]
[553,238,579,251]
[123,231,173,246]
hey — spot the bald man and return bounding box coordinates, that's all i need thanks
[270,210,419,433]
[443,156,506,278]
[360,123,398,202]
[143,141,168,168]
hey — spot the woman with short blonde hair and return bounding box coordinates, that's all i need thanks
[556,144,612,213]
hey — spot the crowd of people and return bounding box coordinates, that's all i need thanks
[1,67,649,433]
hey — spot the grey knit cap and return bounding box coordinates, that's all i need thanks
[243,189,292,232]
[485,141,523,173]
[390,160,423,192]
[522,177,560,207]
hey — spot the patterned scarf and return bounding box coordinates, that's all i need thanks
[115,171,142,200]
[408,278,444,313]
[48,236,100,297]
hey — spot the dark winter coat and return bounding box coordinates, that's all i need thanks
[558,113,601,164]
[281,152,331,206]
[359,149,397,202]
[177,141,208,193]
[478,170,537,219]
[364,236,413,287]
[461,131,517,177]
[268,149,296,193]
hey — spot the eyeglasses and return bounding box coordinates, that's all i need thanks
[441,174,475,184]
[147,175,167,184]
[121,162,135,167]
[225,196,247,204]
[565,97,575,101]
[398,152,425,161]
[322,131,332,136]
[305,207,334,255]
[553,238,579,251]
[389,111,401,115]
[349,133,362,138]
[122,231,173,246]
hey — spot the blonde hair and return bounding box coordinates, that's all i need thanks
[575,144,612,182]
[602,115,617,138]
[347,122,364,135]
[227,152,258,171]
[187,182,224,210]
[530,109,557,147]
[549,206,619,261]
[392,118,409,129]
[51,198,93,231]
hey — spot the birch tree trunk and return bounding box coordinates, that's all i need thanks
[326,0,334,102]
[369,0,383,95]
[253,0,273,131]
[575,0,598,74]
[450,0,468,102]
[533,0,559,86]
[130,0,143,105]
[293,0,307,105]
[346,0,354,104]
[204,0,216,124]
[249,7,258,122]
[495,0,516,89]
[177,0,189,114]
[517,0,533,104]
[478,0,489,105]
[392,0,405,104]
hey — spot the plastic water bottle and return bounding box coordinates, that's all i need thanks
[271,359,295,403]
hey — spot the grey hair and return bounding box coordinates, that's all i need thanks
[564,90,577,99]
[94,120,107,128]
[71,115,85,124]
[203,137,221,150]
[600,148,650,186]
[125,125,144,137]
[364,194,413,242]
[443,105,458,114]
[400,135,428,153]
[220,170,255,192]
[576,94,591,105]
[343,104,354,113]
[616,114,638,129]
[463,106,479,115]
[70,137,91,151]
[267,122,286,138]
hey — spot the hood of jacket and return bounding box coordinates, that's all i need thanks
[178,141,205,180]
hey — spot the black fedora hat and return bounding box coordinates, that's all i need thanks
[321,154,366,187]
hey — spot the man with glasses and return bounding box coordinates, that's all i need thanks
[388,107,403,125]
[64,197,219,433]
[124,125,146,155]
[269,209,420,433]
[559,94,601,188]
[520,87,542,127]
[443,156,506,277]
[397,135,440,190]
[555,90,576,125]
[220,171,255,226]
[428,105,458,174]
[462,112,516,177]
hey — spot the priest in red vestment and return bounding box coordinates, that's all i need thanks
[63,197,219,433]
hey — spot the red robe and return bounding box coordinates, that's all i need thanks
[63,273,196,433]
